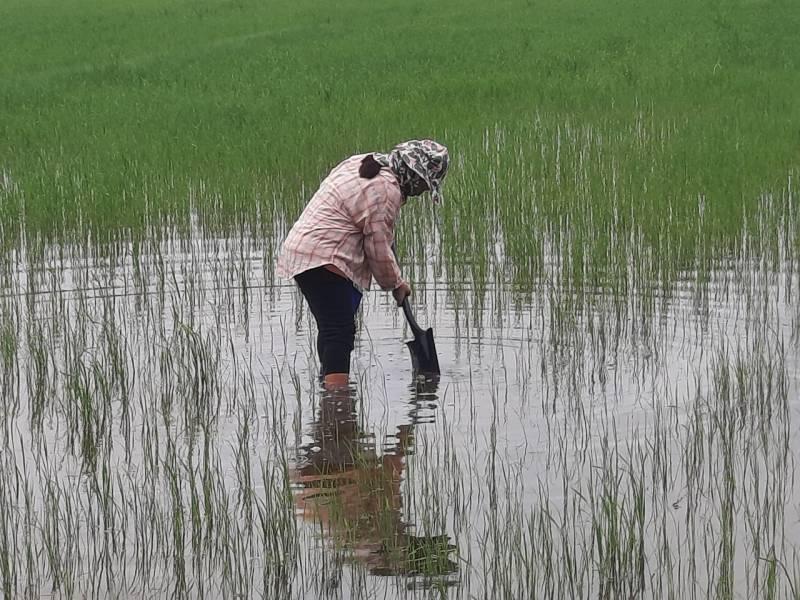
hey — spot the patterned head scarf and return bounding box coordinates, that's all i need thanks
[373,140,449,203]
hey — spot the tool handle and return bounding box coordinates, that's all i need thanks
[391,242,424,334]
[401,297,424,336]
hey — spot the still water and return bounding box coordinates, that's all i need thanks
[1,227,798,598]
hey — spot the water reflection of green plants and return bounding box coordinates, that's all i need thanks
[291,377,459,583]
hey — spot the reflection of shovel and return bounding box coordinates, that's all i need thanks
[401,297,440,375]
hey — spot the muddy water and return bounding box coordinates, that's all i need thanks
[1,230,799,598]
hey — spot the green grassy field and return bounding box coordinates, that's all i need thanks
[2,0,798,262]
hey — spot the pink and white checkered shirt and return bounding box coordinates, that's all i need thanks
[276,154,405,291]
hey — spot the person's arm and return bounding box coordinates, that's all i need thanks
[362,181,405,292]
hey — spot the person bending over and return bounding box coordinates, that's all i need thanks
[277,140,449,389]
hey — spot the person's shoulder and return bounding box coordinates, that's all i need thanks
[324,154,367,191]
[330,153,401,202]
[375,171,402,207]
[358,168,400,202]
[374,168,401,196]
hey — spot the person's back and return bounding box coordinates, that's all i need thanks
[278,154,404,292]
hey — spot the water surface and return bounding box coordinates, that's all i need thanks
[1,226,798,598]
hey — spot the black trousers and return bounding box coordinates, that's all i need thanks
[295,267,362,375]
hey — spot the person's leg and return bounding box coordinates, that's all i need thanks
[296,269,329,373]
[317,274,357,387]
[295,268,358,387]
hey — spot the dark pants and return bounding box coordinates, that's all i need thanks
[295,267,363,375]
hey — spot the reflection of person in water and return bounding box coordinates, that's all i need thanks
[291,378,458,580]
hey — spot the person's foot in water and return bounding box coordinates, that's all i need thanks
[323,372,349,390]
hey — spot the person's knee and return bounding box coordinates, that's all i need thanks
[319,317,355,349]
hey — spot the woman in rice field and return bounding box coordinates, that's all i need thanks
[276,140,449,389]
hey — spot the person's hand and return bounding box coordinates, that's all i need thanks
[392,282,411,306]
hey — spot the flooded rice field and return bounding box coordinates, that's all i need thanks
[1,213,799,599]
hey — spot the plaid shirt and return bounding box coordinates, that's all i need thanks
[276,155,405,291]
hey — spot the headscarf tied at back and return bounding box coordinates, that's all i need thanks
[373,140,449,203]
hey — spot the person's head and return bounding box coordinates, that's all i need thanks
[360,140,450,203]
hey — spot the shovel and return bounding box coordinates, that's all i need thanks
[400,296,440,375]
[391,242,440,375]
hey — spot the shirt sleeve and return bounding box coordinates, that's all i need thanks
[362,180,404,291]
